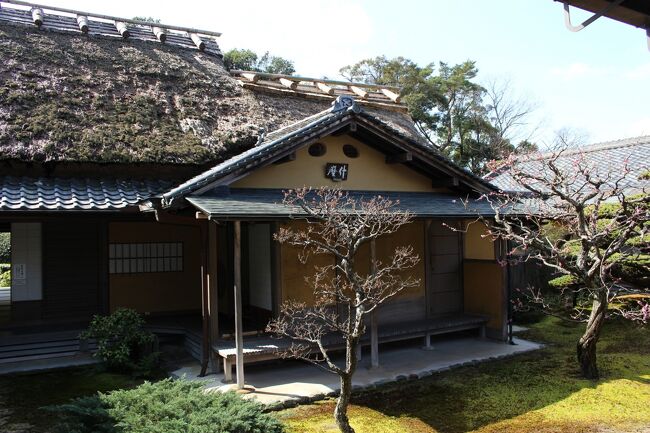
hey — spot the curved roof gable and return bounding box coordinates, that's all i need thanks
[160,96,496,207]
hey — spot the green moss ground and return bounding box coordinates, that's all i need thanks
[280,317,650,433]
[0,318,647,433]
[0,366,141,432]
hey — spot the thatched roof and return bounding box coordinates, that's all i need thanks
[0,12,425,168]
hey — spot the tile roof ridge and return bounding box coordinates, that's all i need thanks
[534,135,650,160]
[232,70,405,110]
[0,0,222,55]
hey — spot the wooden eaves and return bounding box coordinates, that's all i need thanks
[559,0,650,29]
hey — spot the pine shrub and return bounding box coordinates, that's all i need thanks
[48,378,284,433]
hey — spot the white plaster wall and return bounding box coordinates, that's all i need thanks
[11,222,42,301]
[247,223,272,311]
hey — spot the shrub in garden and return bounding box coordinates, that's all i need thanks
[47,395,116,433]
[80,308,158,375]
[0,267,10,287]
[48,378,284,433]
[0,232,10,263]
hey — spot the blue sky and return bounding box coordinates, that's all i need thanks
[33,1,650,146]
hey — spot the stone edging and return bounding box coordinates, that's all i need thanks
[263,340,543,412]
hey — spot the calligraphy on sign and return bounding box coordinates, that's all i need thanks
[325,163,348,181]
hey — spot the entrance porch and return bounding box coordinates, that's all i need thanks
[212,314,489,382]
[175,335,541,406]
[198,192,510,386]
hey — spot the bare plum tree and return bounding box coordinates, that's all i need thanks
[266,187,419,433]
[478,138,649,379]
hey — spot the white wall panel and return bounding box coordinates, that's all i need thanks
[11,223,42,301]
[247,224,272,311]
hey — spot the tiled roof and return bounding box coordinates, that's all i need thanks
[160,97,496,206]
[0,0,222,56]
[0,176,172,211]
[187,189,497,218]
[486,136,650,196]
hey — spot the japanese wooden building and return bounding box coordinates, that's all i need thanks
[0,1,511,382]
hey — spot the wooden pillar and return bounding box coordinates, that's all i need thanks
[98,218,110,315]
[199,220,210,377]
[208,221,220,372]
[423,332,434,350]
[370,238,379,368]
[233,221,245,388]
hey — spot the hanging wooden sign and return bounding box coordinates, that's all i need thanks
[325,163,348,181]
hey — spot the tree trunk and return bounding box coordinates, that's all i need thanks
[334,374,354,433]
[334,336,359,433]
[576,292,608,379]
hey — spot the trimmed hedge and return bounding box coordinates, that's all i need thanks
[47,378,284,433]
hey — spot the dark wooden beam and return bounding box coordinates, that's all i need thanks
[273,152,296,164]
[354,117,494,194]
[332,122,357,136]
[385,152,412,164]
[431,177,460,188]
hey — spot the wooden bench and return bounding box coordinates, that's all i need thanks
[373,314,488,349]
[213,314,488,382]
[213,337,292,383]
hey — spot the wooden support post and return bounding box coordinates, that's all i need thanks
[31,8,44,26]
[115,21,130,38]
[208,221,220,373]
[370,238,379,368]
[423,332,434,350]
[199,220,210,377]
[380,88,401,103]
[349,85,368,99]
[190,33,205,51]
[152,26,167,42]
[223,358,233,382]
[233,221,245,389]
[316,82,334,95]
[279,77,298,90]
[76,15,89,33]
[241,72,259,83]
